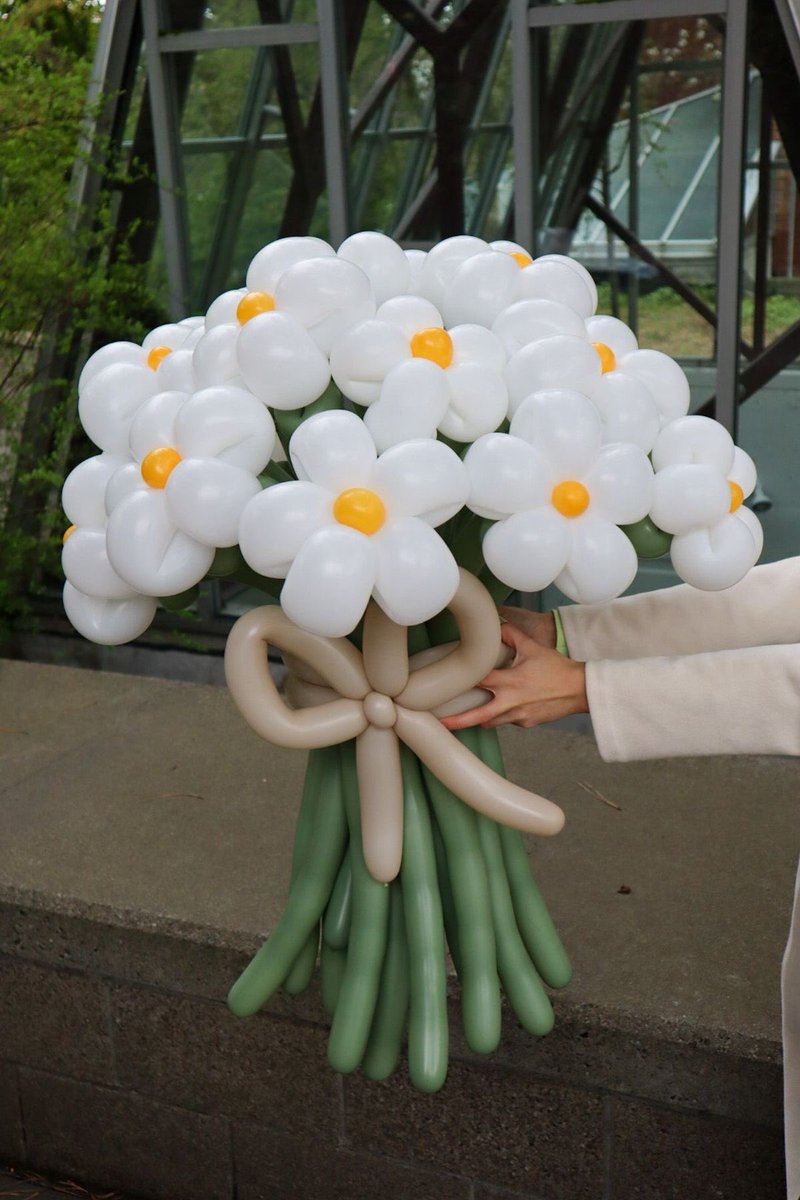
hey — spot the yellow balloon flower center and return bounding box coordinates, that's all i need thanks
[147,346,172,371]
[333,488,386,536]
[551,480,590,518]
[510,251,533,268]
[593,342,616,374]
[410,326,453,369]
[729,480,744,512]
[237,291,276,324]
[63,524,77,544]
[141,447,182,489]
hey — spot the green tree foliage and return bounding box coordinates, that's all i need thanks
[0,0,153,641]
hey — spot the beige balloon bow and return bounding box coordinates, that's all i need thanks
[224,568,564,883]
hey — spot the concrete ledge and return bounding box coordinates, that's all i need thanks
[0,660,795,1199]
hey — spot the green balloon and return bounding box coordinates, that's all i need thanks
[621,517,672,559]
[207,545,243,578]
[158,586,199,611]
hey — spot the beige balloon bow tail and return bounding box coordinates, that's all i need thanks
[224,568,565,883]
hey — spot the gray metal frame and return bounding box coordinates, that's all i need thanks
[511,0,750,435]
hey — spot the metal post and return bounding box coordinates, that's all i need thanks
[511,0,535,250]
[140,0,193,317]
[316,0,352,244]
[714,0,749,436]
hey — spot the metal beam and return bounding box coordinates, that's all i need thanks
[158,24,319,51]
[317,0,353,243]
[526,0,727,28]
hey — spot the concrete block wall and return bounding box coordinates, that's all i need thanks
[0,899,787,1200]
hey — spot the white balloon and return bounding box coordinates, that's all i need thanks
[450,324,507,371]
[289,410,377,492]
[556,515,638,604]
[652,414,734,473]
[650,463,731,535]
[483,507,570,592]
[404,249,427,295]
[166,458,262,548]
[246,236,335,293]
[192,324,241,387]
[239,482,333,579]
[670,515,760,590]
[534,253,598,311]
[730,446,757,498]
[155,348,196,393]
[438,362,508,442]
[442,251,519,328]
[205,289,246,329]
[62,453,128,526]
[587,372,661,452]
[736,503,764,558]
[175,387,275,472]
[63,582,157,646]
[337,232,410,306]
[417,235,488,309]
[505,336,601,415]
[492,298,586,357]
[78,362,160,453]
[129,391,186,463]
[106,489,214,595]
[373,519,459,625]
[582,443,654,525]
[376,294,444,340]
[510,389,603,479]
[364,359,449,452]
[142,320,201,353]
[79,342,142,393]
[515,256,596,318]
[329,319,410,406]
[584,314,638,360]
[237,312,331,410]
[373,439,468,526]
[62,528,140,599]
[281,525,376,637]
[464,434,549,520]
[276,256,375,354]
[619,349,690,422]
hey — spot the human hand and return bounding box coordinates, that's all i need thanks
[441,621,588,732]
[498,606,557,648]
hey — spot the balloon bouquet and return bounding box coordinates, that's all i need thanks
[62,232,762,1092]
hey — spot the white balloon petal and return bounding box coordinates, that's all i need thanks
[516,256,596,318]
[582,443,654,525]
[492,298,586,357]
[442,251,519,328]
[237,312,331,410]
[650,463,731,535]
[276,256,375,354]
[373,440,468,526]
[556,516,638,604]
[289,410,377,492]
[175,387,275,472]
[106,490,214,596]
[620,348,691,422]
[465,434,550,520]
[281,526,376,637]
[652,414,734,473]
[105,461,146,513]
[78,342,142,394]
[438,363,508,442]
[588,372,661,452]
[62,453,128,526]
[246,236,335,293]
[670,515,760,590]
[450,324,507,371]
[239,481,333,579]
[482,507,570,592]
[78,363,160,453]
[364,359,449,452]
[510,389,603,479]
[63,583,157,647]
[329,319,410,405]
[129,391,186,463]
[417,235,488,309]
[505,336,601,415]
[373,519,459,625]
[735,503,764,558]
[192,324,241,387]
[584,314,639,359]
[337,232,410,306]
[730,446,757,497]
[376,294,444,340]
[166,458,262,548]
[62,528,140,599]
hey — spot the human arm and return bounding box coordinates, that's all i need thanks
[560,556,800,662]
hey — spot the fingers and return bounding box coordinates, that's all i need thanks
[440,695,508,731]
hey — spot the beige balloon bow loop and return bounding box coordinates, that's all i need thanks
[224,569,565,883]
